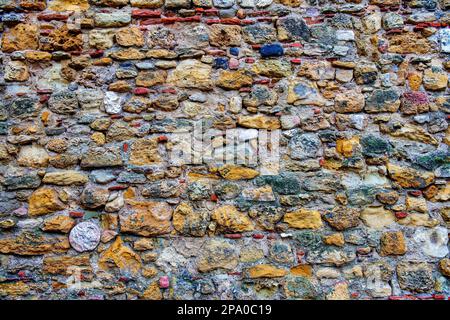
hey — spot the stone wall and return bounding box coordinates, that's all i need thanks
[0,0,449,300]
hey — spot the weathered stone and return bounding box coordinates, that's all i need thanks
[381,122,439,146]
[28,188,65,216]
[43,171,88,185]
[423,68,448,91]
[197,239,238,272]
[216,70,253,90]
[0,282,30,297]
[237,114,280,129]
[43,254,91,275]
[252,59,292,78]
[323,207,360,231]
[4,61,29,82]
[45,25,83,51]
[95,12,131,27]
[168,59,213,90]
[0,232,69,255]
[288,133,321,160]
[99,237,142,274]
[335,90,365,113]
[246,264,288,278]
[120,200,172,236]
[380,231,407,256]
[115,27,145,47]
[211,205,254,232]
[42,215,75,233]
[81,147,123,168]
[439,258,450,277]
[284,209,323,229]
[17,145,49,168]
[413,227,449,258]
[89,29,115,49]
[131,0,163,7]
[387,32,432,54]
[129,138,161,166]
[209,25,242,47]
[287,79,325,106]
[48,0,90,11]
[360,206,395,230]
[69,221,101,252]
[214,165,259,180]
[401,92,429,115]
[173,202,209,237]
[81,186,109,209]
[397,261,434,293]
[1,24,38,53]
[365,89,400,113]
[48,91,79,115]
[277,16,310,41]
[386,163,434,189]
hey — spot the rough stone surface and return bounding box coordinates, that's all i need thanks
[69,221,101,252]
[0,0,449,301]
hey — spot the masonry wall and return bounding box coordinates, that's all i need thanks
[0,0,449,300]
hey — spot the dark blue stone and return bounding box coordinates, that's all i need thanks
[213,57,228,70]
[229,47,239,56]
[260,44,284,58]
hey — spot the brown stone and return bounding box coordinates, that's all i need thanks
[128,138,162,165]
[45,25,83,52]
[209,25,242,47]
[323,233,345,247]
[386,163,435,189]
[110,48,145,60]
[25,51,52,62]
[237,114,281,129]
[0,232,70,255]
[116,27,145,47]
[216,69,253,90]
[387,32,432,54]
[43,254,91,274]
[334,90,365,113]
[423,68,448,91]
[99,237,142,274]
[43,170,88,185]
[323,207,360,231]
[211,205,254,233]
[173,202,209,237]
[246,264,288,278]
[28,188,66,216]
[141,282,163,300]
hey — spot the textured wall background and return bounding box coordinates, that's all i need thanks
[0,0,449,300]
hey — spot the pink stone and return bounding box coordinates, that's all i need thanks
[159,276,170,289]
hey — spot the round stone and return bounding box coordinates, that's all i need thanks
[69,221,101,252]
